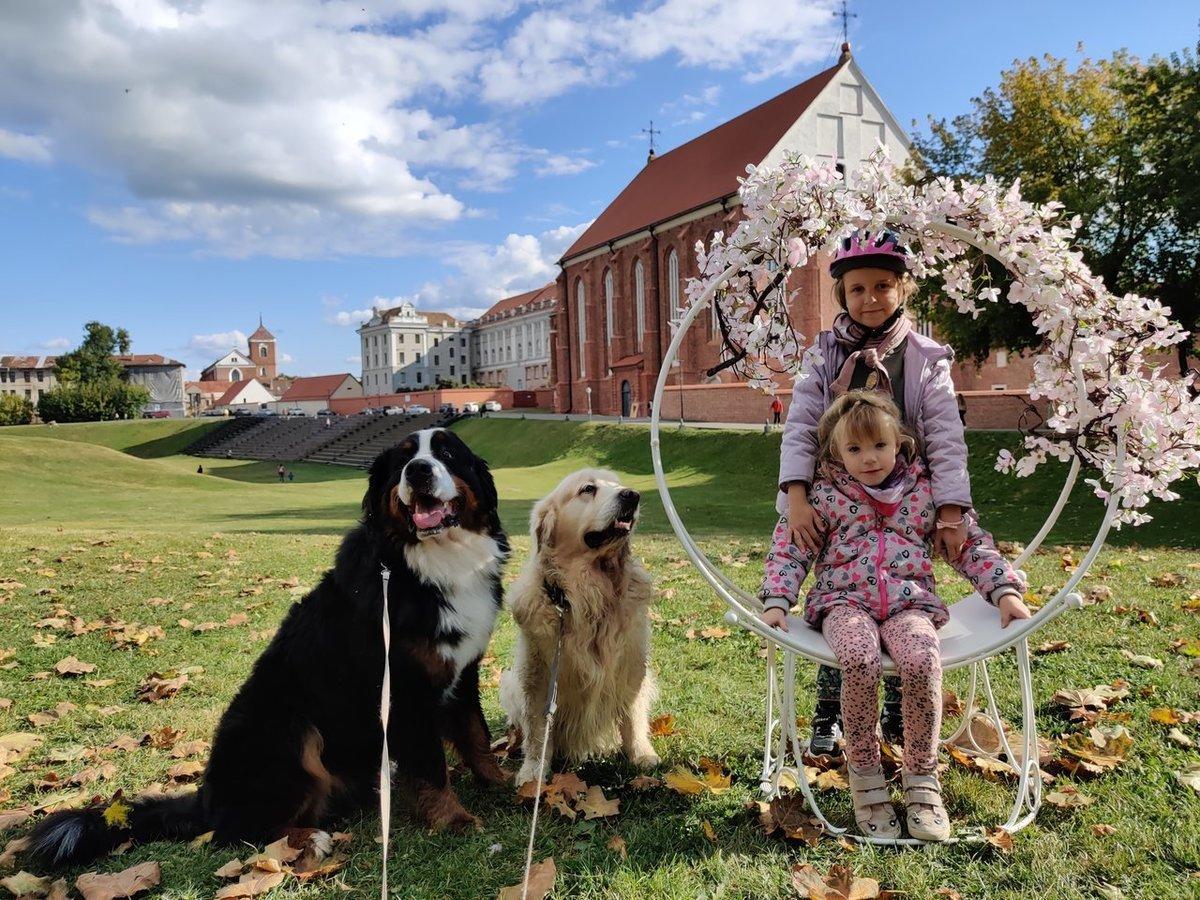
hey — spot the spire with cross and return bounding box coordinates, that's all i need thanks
[836,0,856,58]
[642,120,661,164]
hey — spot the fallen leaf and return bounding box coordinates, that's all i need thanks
[2,871,49,897]
[758,796,824,845]
[1119,650,1163,670]
[0,837,30,868]
[806,766,850,791]
[497,857,556,900]
[1167,728,1195,748]
[169,740,209,759]
[0,807,33,830]
[166,760,204,783]
[75,861,160,900]
[697,757,731,794]
[1034,640,1071,655]
[941,689,964,718]
[606,835,627,859]
[213,870,286,899]
[701,820,718,843]
[214,859,244,878]
[626,775,661,791]
[698,626,730,640]
[1095,883,1126,900]
[1177,763,1200,794]
[664,767,706,796]
[1060,725,1132,771]
[983,827,1014,854]
[1045,786,1094,809]
[1149,572,1184,588]
[649,715,677,737]
[791,863,881,899]
[1150,708,1182,725]
[1091,823,1117,837]
[577,785,619,820]
[135,672,188,703]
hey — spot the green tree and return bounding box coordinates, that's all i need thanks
[908,47,1199,373]
[0,394,35,426]
[38,322,149,422]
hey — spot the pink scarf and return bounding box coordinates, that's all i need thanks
[828,310,911,398]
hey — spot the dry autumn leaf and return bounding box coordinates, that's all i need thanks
[135,672,188,703]
[214,870,286,899]
[166,760,204,783]
[1044,786,1094,809]
[0,807,33,830]
[577,785,620,820]
[1119,650,1163,669]
[1091,823,1118,837]
[984,827,1015,854]
[606,835,627,859]
[75,861,160,900]
[1167,728,1195,748]
[626,775,661,791]
[1177,763,1200,794]
[1034,640,1071,655]
[1150,708,1182,725]
[791,863,881,900]
[664,767,706,796]
[649,714,677,737]
[497,858,556,900]
[2,871,50,897]
[52,657,95,676]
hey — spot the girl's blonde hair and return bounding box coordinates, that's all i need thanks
[833,269,917,311]
[817,390,917,464]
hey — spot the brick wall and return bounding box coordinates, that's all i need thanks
[330,387,514,415]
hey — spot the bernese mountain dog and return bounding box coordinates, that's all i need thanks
[24,427,509,867]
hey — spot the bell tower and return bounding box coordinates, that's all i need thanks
[248,316,277,385]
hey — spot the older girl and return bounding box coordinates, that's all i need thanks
[760,392,1029,840]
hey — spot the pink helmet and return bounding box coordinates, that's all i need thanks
[830,229,908,279]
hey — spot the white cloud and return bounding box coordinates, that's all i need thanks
[187,330,247,356]
[279,353,295,364]
[533,152,597,177]
[0,128,52,163]
[39,337,71,351]
[345,355,362,366]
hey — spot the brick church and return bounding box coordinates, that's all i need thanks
[199,319,278,386]
[549,47,1048,427]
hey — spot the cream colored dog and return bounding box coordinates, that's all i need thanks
[500,468,659,786]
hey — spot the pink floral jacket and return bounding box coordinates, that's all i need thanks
[759,454,1024,628]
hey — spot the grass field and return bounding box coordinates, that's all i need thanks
[0,419,1198,899]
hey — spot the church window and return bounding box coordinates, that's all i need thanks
[230,368,242,381]
[576,279,586,378]
[604,269,614,343]
[259,344,267,358]
[634,259,645,351]
[259,367,265,376]
[667,247,680,313]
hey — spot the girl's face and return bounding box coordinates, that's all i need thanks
[836,430,898,487]
[842,267,901,328]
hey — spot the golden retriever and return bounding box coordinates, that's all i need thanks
[500,468,659,785]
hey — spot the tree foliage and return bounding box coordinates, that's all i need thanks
[38,321,149,422]
[908,46,1200,372]
[0,393,35,426]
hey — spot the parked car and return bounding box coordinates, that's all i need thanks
[357,407,379,416]
[254,408,278,417]
[437,403,458,416]
[283,407,307,417]
[407,404,430,415]
[232,408,254,417]
[316,408,336,417]
[484,400,503,412]
[200,408,228,417]
[462,402,480,414]
[382,405,405,416]
[142,408,171,419]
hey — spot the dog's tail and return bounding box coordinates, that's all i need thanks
[24,792,205,869]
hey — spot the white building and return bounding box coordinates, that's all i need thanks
[357,303,471,397]
[273,373,362,415]
[213,378,275,413]
[471,283,557,390]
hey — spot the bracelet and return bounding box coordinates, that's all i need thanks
[935,518,964,529]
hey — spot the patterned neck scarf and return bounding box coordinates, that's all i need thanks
[829,308,911,399]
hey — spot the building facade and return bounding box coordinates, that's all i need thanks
[552,48,912,418]
[274,373,362,415]
[471,283,556,389]
[1,354,184,415]
[357,303,472,397]
[200,320,278,387]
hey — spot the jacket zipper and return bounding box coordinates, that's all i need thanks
[874,520,888,618]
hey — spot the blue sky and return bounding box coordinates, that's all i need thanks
[1,1,1196,379]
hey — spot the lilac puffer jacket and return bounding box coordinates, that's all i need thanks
[760,455,1024,628]
[776,329,972,516]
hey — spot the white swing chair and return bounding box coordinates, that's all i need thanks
[648,219,1127,846]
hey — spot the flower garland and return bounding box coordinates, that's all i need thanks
[686,148,1200,526]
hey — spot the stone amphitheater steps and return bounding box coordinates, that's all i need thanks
[305,414,441,467]
[188,417,264,455]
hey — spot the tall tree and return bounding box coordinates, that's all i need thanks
[907,47,1199,372]
[52,321,131,383]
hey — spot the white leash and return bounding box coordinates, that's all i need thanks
[379,565,392,900]
[520,596,567,900]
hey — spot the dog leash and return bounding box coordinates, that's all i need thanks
[520,580,569,900]
[379,565,392,900]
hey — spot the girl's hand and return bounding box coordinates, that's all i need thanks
[998,592,1032,628]
[761,607,790,632]
[787,486,822,553]
[934,504,967,561]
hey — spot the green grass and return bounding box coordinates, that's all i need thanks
[0,419,1198,898]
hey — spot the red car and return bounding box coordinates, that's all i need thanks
[142,409,171,419]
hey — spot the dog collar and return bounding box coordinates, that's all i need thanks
[542,578,569,611]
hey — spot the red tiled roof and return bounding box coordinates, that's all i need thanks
[249,323,275,341]
[478,282,558,322]
[186,380,227,395]
[214,379,256,407]
[561,61,844,262]
[1,356,42,368]
[115,354,184,367]
[280,374,352,402]
[423,312,461,328]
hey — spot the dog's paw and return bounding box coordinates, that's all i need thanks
[630,750,660,770]
[515,761,546,788]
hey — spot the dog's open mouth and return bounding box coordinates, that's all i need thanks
[410,493,460,537]
[584,512,637,548]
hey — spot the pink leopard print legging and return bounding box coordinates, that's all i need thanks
[822,606,942,773]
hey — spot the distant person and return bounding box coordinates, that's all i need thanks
[287,470,294,483]
[196,464,204,475]
[770,396,783,425]
[324,417,331,428]
[225,450,232,459]
[277,464,286,483]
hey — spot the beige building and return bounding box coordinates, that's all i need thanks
[357,303,472,396]
[1,354,185,415]
[471,283,556,390]
[0,356,57,403]
[273,373,362,415]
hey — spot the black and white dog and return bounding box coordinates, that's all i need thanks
[26,428,509,867]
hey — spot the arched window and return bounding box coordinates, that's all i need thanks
[634,259,645,351]
[259,344,268,358]
[604,269,614,343]
[576,279,586,378]
[230,368,242,382]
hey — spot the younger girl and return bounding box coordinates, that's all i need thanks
[778,229,975,755]
[760,392,1029,840]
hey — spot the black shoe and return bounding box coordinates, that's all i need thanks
[880,701,904,746]
[809,701,841,756]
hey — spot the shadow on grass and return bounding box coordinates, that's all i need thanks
[123,421,224,457]
[198,460,367,484]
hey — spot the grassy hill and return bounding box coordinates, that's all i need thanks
[0,416,1195,545]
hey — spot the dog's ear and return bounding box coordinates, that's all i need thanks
[364,446,403,520]
[475,455,499,513]
[531,496,556,553]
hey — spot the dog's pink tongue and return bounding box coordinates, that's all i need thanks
[412,503,447,530]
